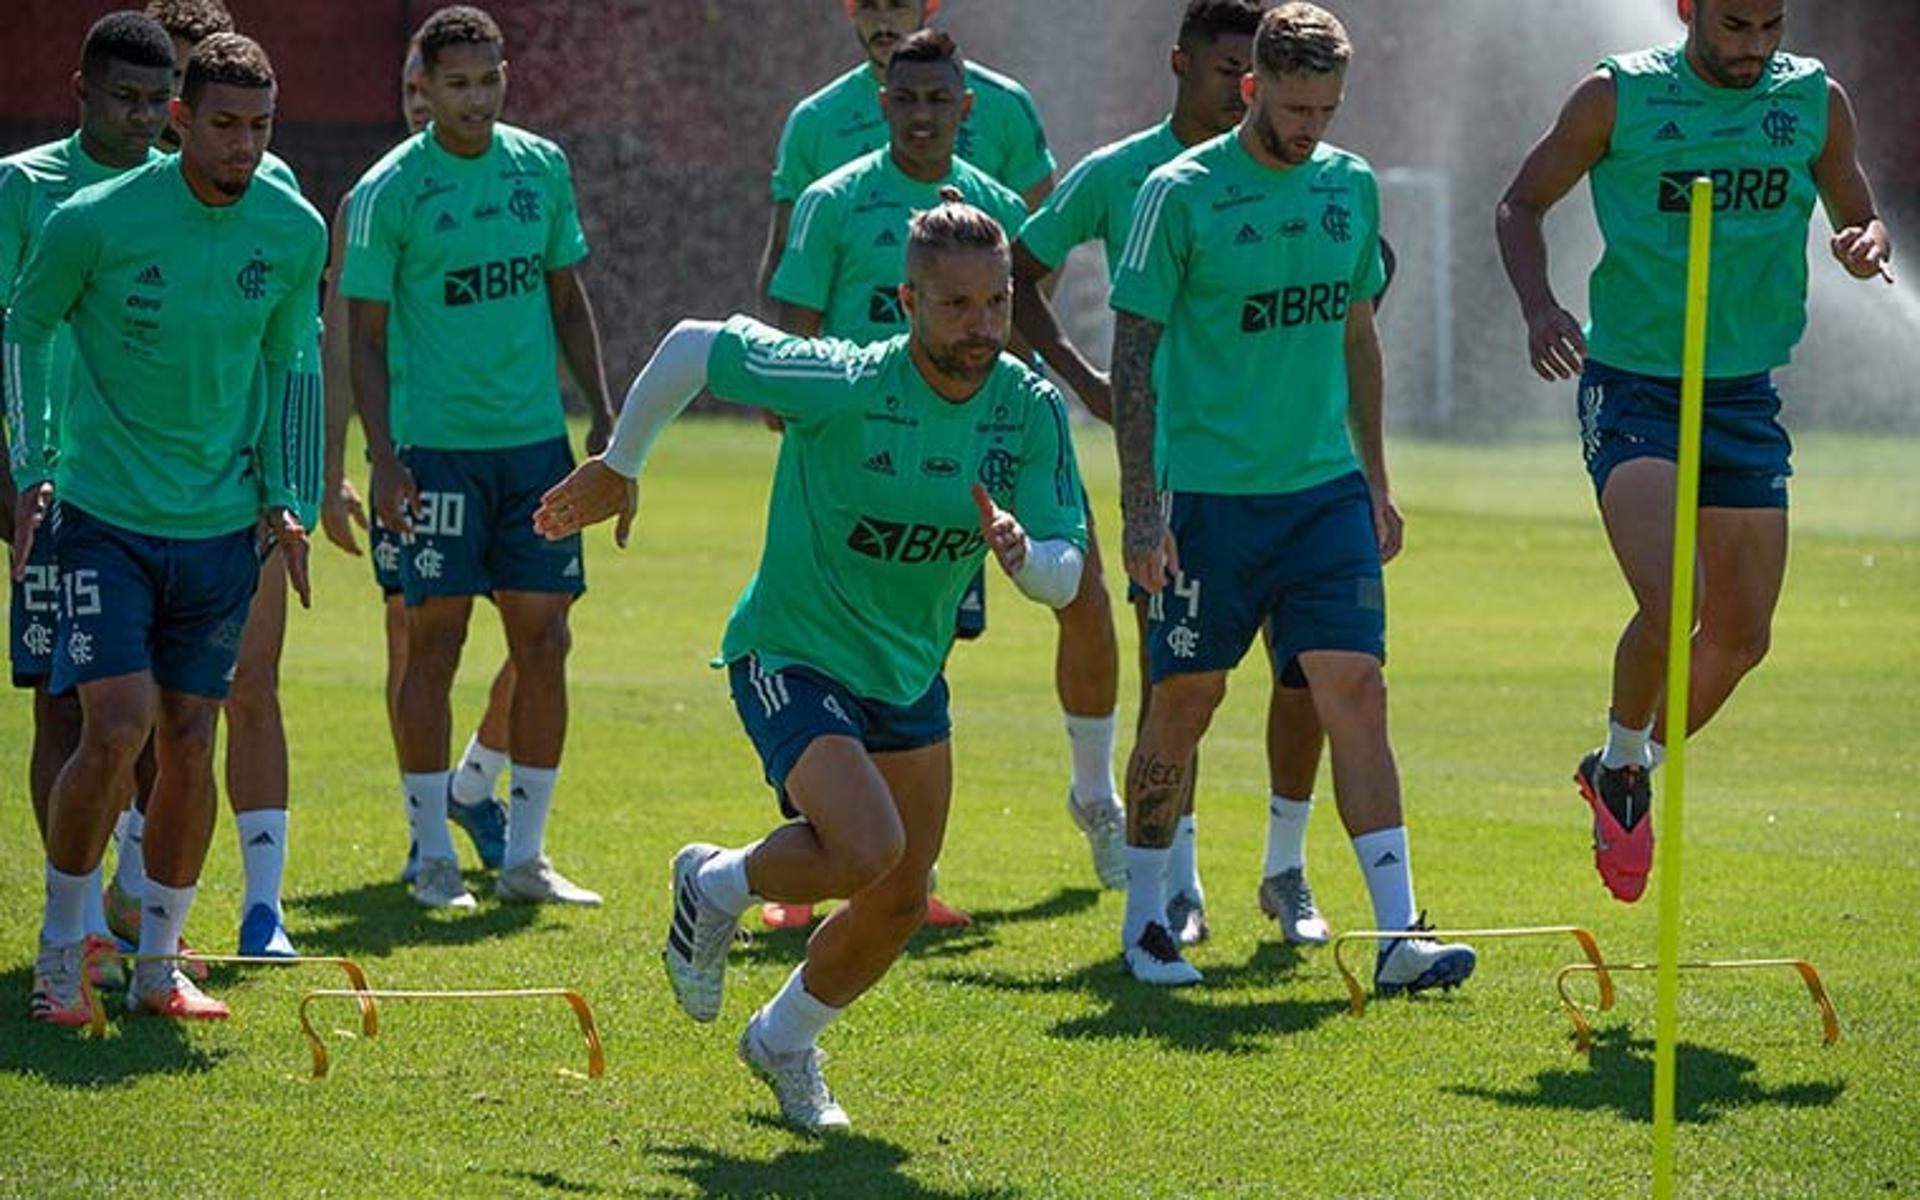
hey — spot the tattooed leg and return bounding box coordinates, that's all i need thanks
[1125,671,1227,848]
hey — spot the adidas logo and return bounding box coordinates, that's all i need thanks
[146,904,168,918]
[434,211,460,233]
[1234,223,1263,245]
[1654,120,1686,142]
[248,831,276,847]
[874,228,900,247]
[562,556,582,578]
[1372,851,1401,867]
[863,450,896,475]
[135,264,165,287]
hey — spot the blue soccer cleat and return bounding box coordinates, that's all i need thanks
[449,797,509,869]
[237,903,298,958]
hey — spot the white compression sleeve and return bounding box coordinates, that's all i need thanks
[601,319,723,478]
[1010,537,1084,609]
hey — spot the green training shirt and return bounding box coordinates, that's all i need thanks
[1019,119,1185,277]
[340,123,588,451]
[708,316,1086,706]
[3,155,326,537]
[771,149,1028,344]
[1588,43,1827,378]
[771,61,1054,203]
[1110,135,1385,497]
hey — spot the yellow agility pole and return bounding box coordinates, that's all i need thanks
[1652,175,1714,1200]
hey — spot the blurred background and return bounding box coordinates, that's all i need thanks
[6,0,1917,436]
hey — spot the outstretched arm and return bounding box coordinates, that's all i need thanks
[1813,78,1894,284]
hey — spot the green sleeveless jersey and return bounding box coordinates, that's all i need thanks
[1019,119,1185,277]
[771,149,1028,344]
[1587,43,1827,377]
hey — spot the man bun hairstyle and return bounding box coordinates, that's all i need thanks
[415,5,505,71]
[82,11,175,81]
[180,31,274,107]
[1180,0,1266,46]
[907,187,1009,274]
[1255,2,1351,76]
[143,0,234,44]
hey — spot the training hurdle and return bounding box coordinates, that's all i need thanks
[298,988,605,1079]
[1331,925,1615,1017]
[79,947,377,1039]
[1554,959,1840,1056]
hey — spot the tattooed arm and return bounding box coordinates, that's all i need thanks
[1111,310,1178,595]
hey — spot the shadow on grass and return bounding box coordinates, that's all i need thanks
[287,874,540,959]
[735,887,1102,970]
[654,1124,1019,1199]
[479,1167,647,1196]
[938,940,1348,1055]
[0,966,228,1089]
[1447,1026,1846,1124]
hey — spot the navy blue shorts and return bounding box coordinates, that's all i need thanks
[48,504,258,700]
[954,568,987,640]
[728,654,951,818]
[1146,473,1386,684]
[368,468,406,598]
[1578,360,1791,509]
[9,529,58,688]
[1130,579,1309,688]
[398,437,585,606]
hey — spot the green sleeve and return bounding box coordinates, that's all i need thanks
[2,202,92,487]
[545,147,589,270]
[1108,172,1189,324]
[983,181,1030,250]
[769,103,818,205]
[1012,382,1087,550]
[990,79,1056,195]
[0,164,29,304]
[1352,171,1387,302]
[1016,154,1100,271]
[706,314,868,427]
[256,231,327,515]
[767,182,841,313]
[338,177,402,302]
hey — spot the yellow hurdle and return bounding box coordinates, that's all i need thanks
[1330,925,1615,1017]
[79,946,377,1040]
[1555,959,1840,1056]
[298,987,605,1080]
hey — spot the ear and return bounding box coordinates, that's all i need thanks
[1171,45,1189,79]
[169,96,189,136]
[899,280,918,323]
[70,70,87,105]
[959,88,975,122]
[1240,73,1257,106]
[1677,0,1694,22]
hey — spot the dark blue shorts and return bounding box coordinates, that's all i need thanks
[954,568,987,640]
[1146,473,1386,684]
[398,437,585,606]
[368,468,405,598]
[48,504,258,700]
[1578,360,1792,509]
[10,529,58,688]
[728,654,951,819]
[1129,579,1309,688]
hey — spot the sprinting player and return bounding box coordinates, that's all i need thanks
[10,32,324,1023]
[1,11,177,995]
[342,5,615,910]
[320,38,513,885]
[535,193,1088,1131]
[1108,3,1475,993]
[1495,0,1893,902]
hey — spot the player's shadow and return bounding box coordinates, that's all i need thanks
[654,1124,1021,1199]
[286,873,540,959]
[938,941,1348,1056]
[1446,1026,1845,1124]
[0,966,228,1088]
[733,886,1101,969]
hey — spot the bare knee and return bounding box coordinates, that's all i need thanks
[406,612,468,680]
[833,822,907,896]
[1055,563,1113,631]
[1704,621,1772,675]
[1311,665,1387,731]
[226,657,281,726]
[509,611,571,675]
[154,702,220,775]
[1148,674,1227,743]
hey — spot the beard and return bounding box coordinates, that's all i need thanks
[1253,110,1310,165]
[922,335,1001,384]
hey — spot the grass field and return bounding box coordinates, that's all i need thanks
[1,420,1916,1198]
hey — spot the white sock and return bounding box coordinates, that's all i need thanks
[755,964,843,1055]
[1351,827,1417,932]
[137,880,195,964]
[1166,815,1202,901]
[1263,794,1313,876]
[236,808,289,916]
[1064,712,1118,806]
[113,808,146,898]
[450,734,509,808]
[504,763,557,869]
[1649,739,1668,771]
[694,844,758,916]
[41,863,92,946]
[1122,845,1170,945]
[402,771,457,861]
[82,863,111,938]
[1601,714,1654,770]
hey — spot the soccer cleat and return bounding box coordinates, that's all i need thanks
[1257,867,1331,945]
[1373,914,1477,997]
[103,882,208,980]
[1574,749,1655,903]
[400,839,420,885]
[412,856,477,909]
[1121,921,1203,987]
[84,934,126,991]
[449,796,509,870]
[663,844,742,1023]
[923,894,972,928]
[738,1015,850,1132]
[1165,890,1210,946]
[1066,789,1128,890]
[495,857,603,906]
[761,902,817,930]
[237,903,298,958]
[127,962,229,1020]
[30,939,92,1027]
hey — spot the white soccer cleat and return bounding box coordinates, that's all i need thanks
[1121,920,1203,987]
[1374,916,1477,997]
[496,857,603,906]
[412,856,477,910]
[1257,867,1330,945]
[737,1015,850,1131]
[1066,789,1128,890]
[662,843,741,1023]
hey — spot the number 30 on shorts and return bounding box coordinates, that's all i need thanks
[412,491,467,538]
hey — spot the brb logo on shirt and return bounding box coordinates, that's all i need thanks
[847,516,985,564]
[1657,168,1790,214]
[444,254,545,307]
[1241,282,1351,333]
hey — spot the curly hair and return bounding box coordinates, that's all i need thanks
[143,0,233,45]
[1255,2,1351,76]
[414,5,504,71]
[180,30,274,107]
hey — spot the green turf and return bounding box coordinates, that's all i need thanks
[2,421,1915,1199]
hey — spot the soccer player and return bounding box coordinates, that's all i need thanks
[1,11,177,997]
[320,38,514,885]
[1108,3,1475,993]
[10,32,325,1022]
[342,5,615,910]
[535,193,1088,1131]
[1495,0,1893,901]
[1013,0,1338,949]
